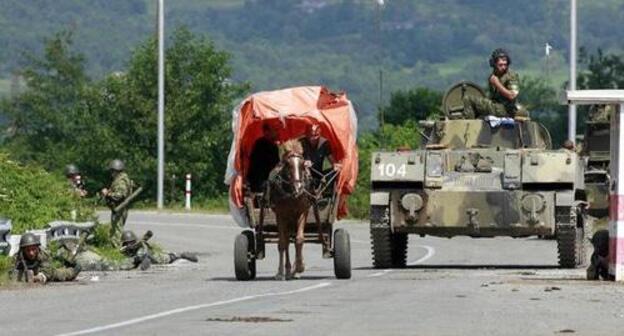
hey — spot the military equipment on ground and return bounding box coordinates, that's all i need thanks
[581,105,611,217]
[369,81,588,269]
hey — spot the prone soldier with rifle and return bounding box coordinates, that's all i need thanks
[120,230,198,271]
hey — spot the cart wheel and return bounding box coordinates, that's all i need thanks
[234,230,256,280]
[333,228,351,279]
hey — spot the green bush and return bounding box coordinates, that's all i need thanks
[0,152,96,233]
[0,255,13,285]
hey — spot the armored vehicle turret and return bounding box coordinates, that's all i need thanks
[369,81,588,268]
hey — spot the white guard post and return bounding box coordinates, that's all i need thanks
[185,173,192,210]
[567,89,624,281]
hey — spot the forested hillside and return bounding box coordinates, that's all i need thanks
[1,0,623,125]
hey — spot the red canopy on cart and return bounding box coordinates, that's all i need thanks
[225,86,358,223]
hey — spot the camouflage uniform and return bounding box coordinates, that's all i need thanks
[58,245,179,272]
[463,70,520,118]
[14,249,80,283]
[588,104,613,123]
[123,241,178,268]
[105,171,132,245]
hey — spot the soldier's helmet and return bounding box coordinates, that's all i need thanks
[19,233,40,248]
[65,164,79,176]
[108,159,125,171]
[121,230,138,245]
[489,48,512,67]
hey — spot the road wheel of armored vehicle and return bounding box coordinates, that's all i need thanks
[556,207,589,268]
[234,230,256,280]
[333,229,351,279]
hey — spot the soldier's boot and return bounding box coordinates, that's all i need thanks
[139,257,151,271]
[69,264,82,281]
[586,263,599,280]
[180,252,199,263]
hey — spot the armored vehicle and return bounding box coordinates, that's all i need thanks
[581,105,611,217]
[369,81,588,268]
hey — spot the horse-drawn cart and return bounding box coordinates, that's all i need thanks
[225,86,358,280]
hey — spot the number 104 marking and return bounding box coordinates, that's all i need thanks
[377,163,407,177]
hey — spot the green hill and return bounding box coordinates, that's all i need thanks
[1,0,623,124]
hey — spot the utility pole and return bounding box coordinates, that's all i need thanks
[157,0,165,209]
[568,0,577,143]
[376,0,385,148]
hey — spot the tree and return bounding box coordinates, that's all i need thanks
[578,48,624,90]
[2,27,249,202]
[1,30,92,166]
[381,87,442,126]
[518,76,567,148]
[95,27,249,200]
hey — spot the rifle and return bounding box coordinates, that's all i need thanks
[13,252,34,283]
[64,230,90,265]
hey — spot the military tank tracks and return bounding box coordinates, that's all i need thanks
[370,206,408,268]
[556,206,591,268]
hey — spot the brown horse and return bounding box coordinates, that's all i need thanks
[268,140,314,280]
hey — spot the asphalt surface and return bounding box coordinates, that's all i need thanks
[2,211,623,336]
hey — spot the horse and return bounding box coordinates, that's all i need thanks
[267,140,316,280]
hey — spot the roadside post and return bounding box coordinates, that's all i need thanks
[567,89,624,281]
[185,173,192,210]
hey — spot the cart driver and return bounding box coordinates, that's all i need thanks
[247,123,280,192]
[300,124,341,183]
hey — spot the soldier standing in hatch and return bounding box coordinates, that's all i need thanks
[463,48,522,119]
[101,159,132,246]
[13,233,81,283]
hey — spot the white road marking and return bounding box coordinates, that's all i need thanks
[366,245,435,278]
[351,239,370,244]
[368,270,392,278]
[408,245,436,265]
[56,282,332,336]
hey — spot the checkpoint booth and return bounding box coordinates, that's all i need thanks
[567,89,624,281]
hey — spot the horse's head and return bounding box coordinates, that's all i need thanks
[284,152,306,196]
[280,140,309,197]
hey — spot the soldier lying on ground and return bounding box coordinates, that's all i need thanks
[55,230,198,271]
[12,233,81,283]
[119,230,199,271]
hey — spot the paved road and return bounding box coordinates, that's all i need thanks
[2,212,623,336]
